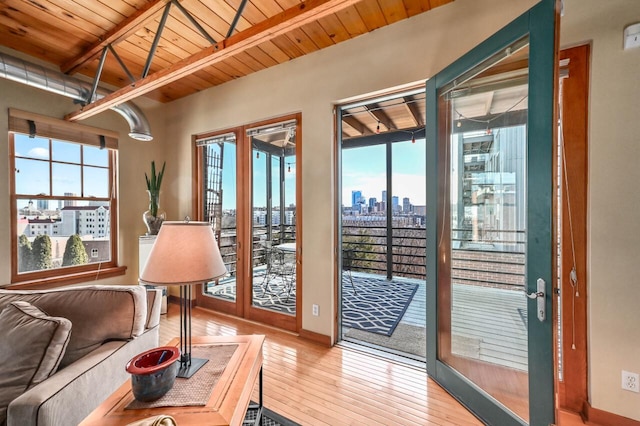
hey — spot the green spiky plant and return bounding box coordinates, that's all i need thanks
[145,161,166,217]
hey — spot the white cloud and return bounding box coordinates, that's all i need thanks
[27,147,49,159]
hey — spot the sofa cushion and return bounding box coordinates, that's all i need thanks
[0,301,72,425]
[0,285,147,369]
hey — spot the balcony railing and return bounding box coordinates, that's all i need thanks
[216,224,296,277]
[342,224,525,289]
[215,222,524,290]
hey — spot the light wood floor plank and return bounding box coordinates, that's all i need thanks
[159,304,482,425]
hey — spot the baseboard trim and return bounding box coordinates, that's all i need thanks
[583,401,640,426]
[299,328,332,347]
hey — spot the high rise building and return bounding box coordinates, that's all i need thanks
[382,190,387,202]
[368,197,377,212]
[403,197,411,213]
[392,196,399,212]
[64,192,78,207]
[351,190,362,208]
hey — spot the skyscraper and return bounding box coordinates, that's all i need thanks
[392,196,399,212]
[351,190,363,210]
[403,197,411,213]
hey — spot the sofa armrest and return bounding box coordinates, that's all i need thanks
[145,288,162,330]
[7,328,159,426]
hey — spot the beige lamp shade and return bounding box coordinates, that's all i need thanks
[139,221,227,286]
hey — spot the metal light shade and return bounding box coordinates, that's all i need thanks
[139,221,227,286]
[139,221,226,378]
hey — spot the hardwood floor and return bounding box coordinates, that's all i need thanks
[159,303,483,426]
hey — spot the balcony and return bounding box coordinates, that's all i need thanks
[206,222,528,371]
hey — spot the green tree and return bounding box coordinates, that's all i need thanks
[31,234,53,271]
[62,234,89,267]
[18,234,34,272]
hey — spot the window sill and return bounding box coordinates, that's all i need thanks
[7,266,128,290]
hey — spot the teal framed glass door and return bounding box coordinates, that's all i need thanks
[426,1,557,425]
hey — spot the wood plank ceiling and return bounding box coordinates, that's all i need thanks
[0,0,453,127]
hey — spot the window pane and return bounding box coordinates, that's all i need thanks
[12,131,116,282]
[52,140,80,163]
[83,166,109,198]
[15,158,50,195]
[14,134,49,160]
[52,163,81,196]
[15,198,111,273]
[84,145,109,167]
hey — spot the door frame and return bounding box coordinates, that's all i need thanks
[194,113,303,333]
[425,1,559,425]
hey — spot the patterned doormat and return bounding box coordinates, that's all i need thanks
[342,276,418,336]
[207,275,296,315]
[244,403,301,426]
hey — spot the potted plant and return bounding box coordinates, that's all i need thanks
[143,161,166,235]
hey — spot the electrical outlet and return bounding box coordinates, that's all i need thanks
[312,304,319,316]
[622,370,639,393]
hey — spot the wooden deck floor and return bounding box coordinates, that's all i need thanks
[344,273,528,371]
[159,304,483,426]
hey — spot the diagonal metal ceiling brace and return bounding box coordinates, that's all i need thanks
[61,0,171,74]
[172,0,217,44]
[227,0,249,38]
[87,46,109,105]
[108,45,136,84]
[142,2,173,79]
[65,0,363,122]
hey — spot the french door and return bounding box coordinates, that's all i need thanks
[426,1,558,425]
[195,114,301,333]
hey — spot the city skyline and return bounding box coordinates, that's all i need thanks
[341,138,426,207]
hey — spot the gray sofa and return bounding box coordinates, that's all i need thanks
[0,285,162,426]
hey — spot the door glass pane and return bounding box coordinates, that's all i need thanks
[250,127,297,315]
[439,38,530,421]
[202,139,237,302]
[341,144,388,277]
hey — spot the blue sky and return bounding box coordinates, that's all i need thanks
[13,134,110,210]
[218,143,296,210]
[341,138,426,207]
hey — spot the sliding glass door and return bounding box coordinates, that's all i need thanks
[426,1,557,425]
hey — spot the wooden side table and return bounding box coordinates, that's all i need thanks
[80,335,265,426]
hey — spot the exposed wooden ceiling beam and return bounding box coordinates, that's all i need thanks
[342,115,373,136]
[403,96,423,126]
[65,0,361,122]
[367,104,396,131]
[61,0,171,74]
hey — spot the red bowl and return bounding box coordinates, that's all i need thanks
[126,346,180,375]
[126,347,180,402]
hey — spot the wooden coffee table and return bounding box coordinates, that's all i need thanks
[80,335,265,426]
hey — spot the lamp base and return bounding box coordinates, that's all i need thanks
[176,357,208,378]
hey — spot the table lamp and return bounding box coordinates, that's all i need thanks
[139,220,227,378]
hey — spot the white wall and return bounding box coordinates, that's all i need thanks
[163,0,537,339]
[0,49,167,286]
[561,0,640,420]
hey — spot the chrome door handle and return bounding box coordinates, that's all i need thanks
[524,278,546,322]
